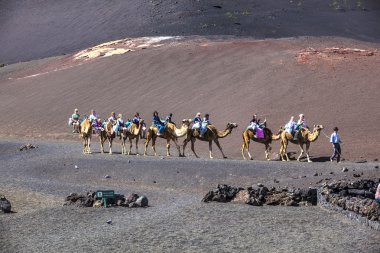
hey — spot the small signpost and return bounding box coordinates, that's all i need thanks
[96,190,115,208]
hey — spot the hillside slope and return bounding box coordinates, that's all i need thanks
[1,0,380,64]
[0,37,379,161]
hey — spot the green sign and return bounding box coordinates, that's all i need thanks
[96,190,115,208]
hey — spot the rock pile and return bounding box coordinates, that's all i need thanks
[202,184,317,206]
[64,192,148,208]
[19,143,38,151]
[320,179,380,221]
[0,195,12,213]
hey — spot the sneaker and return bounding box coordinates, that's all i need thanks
[330,158,333,162]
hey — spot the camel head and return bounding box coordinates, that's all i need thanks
[277,126,284,135]
[313,124,324,132]
[226,122,238,130]
[182,119,192,126]
[139,118,144,125]
[105,122,114,134]
[80,119,92,134]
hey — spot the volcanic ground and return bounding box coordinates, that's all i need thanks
[1,0,380,252]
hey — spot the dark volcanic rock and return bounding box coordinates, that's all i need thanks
[64,192,148,208]
[202,184,243,203]
[320,179,380,221]
[0,196,11,213]
[204,184,317,207]
[19,143,38,151]
[135,196,149,207]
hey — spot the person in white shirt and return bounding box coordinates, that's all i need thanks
[330,127,342,163]
[89,110,98,123]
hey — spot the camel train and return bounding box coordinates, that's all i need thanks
[77,111,324,162]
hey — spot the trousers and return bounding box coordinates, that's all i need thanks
[331,143,341,162]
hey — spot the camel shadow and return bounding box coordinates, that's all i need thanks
[310,156,331,163]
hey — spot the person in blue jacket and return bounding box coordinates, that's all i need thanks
[152,111,165,136]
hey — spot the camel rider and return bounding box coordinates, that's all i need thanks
[89,110,98,124]
[107,112,117,133]
[293,114,308,140]
[192,112,202,130]
[93,118,104,134]
[200,113,211,138]
[69,108,80,133]
[141,122,147,139]
[125,118,132,129]
[284,116,296,135]
[116,114,125,138]
[248,114,266,131]
[165,113,175,125]
[152,111,165,136]
[108,112,117,124]
[248,114,266,138]
[132,112,141,127]
[296,114,309,130]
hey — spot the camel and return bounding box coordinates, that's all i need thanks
[79,118,92,154]
[279,125,324,162]
[121,119,144,155]
[182,122,238,159]
[99,121,116,155]
[144,119,192,157]
[241,127,283,160]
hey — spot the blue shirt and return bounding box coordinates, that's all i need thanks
[193,117,202,123]
[330,132,341,143]
[153,116,164,126]
[132,116,140,125]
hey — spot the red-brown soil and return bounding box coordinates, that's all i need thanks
[0,36,379,161]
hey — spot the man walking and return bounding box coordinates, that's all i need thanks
[330,127,342,163]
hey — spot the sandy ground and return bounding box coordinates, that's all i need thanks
[0,139,379,252]
[0,36,379,161]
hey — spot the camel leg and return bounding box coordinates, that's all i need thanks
[87,136,92,154]
[82,137,86,154]
[135,137,139,156]
[214,139,226,159]
[166,139,171,157]
[99,135,105,154]
[126,137,131,155]
[279,143,285,161]
[144,134,151,156]
[305,142,312,163]
[246,140,253,160]
[241,143,246,160]
[109,139,113,155]
[182,138,190,157]
[121,138,125,155]
[190,138,199,158]
[209,140,214,159]
[171,137,181,157]
[152,135,157,156]
[281,140,290,161]
[297,144,304,162]
[265,143,270,161]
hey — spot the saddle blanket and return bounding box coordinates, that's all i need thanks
[255,128,265,139]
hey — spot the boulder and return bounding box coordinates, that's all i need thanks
[135,196,148,207]
[202,184,242,203]
[0,196,11,213]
